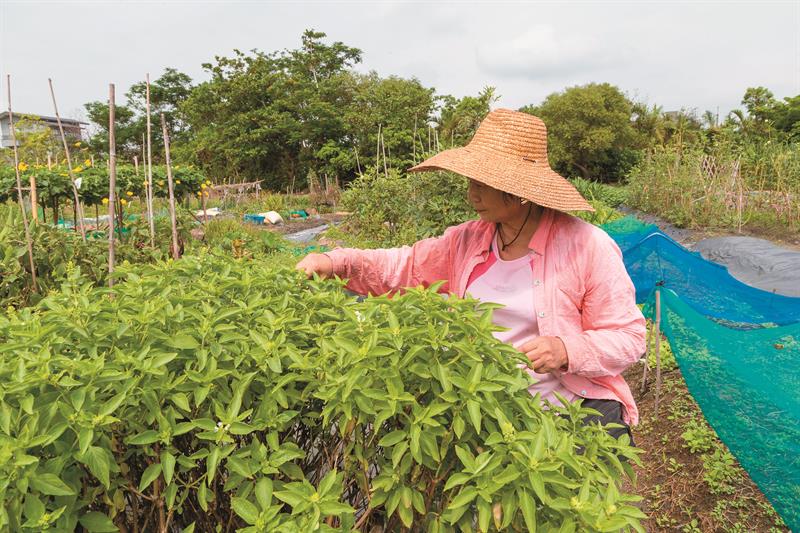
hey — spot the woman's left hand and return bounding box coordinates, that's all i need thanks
[519,336,569,373]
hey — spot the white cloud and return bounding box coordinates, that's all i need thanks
[475,25,625,80]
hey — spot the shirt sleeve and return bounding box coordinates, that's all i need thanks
[323,227,456,296]
[558,232,647,378]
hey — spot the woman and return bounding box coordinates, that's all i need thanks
[297,109,646,440]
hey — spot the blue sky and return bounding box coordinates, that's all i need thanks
[1,0,798,123]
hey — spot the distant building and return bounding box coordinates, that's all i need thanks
[0,112,87,149]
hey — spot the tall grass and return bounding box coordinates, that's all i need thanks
[626,141,800,233]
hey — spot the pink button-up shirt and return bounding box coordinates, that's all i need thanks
[325,207,647,424]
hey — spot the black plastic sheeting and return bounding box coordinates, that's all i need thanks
[692,236,800,297]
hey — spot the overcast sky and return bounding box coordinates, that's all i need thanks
[1,0,798,124]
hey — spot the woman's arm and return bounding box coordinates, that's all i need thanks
[314,228,456,296]
[558,233,647,378]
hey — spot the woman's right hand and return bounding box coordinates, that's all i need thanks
[296,253,334,279]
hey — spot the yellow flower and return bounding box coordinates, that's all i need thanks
[196,191,202,197]
[102,198,109,205]
[18,162,28,171]
[126,191,134,197]
[174,164,180,169]
[143,181,148,187]
[201,183,207,190]
[74,166,83,173]
[84,159,91,167]
[175,179,181,184]
[158,180,165,186]
[60,172,68,177]
[74,141,81,147]
[205,180,211,186]
[120,198,128,206]
[204,191,210,197]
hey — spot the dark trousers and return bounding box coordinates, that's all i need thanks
[578,398,635,446]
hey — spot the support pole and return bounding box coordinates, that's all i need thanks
[108,84,117,289]
[161,114,180,260]
[145,73,155,247]
[7,74,37,291]
[48,78,86,241]
[654,290,663,417]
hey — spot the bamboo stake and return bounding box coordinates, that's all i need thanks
[133,155,139,175]
[353,146,362,175]
[202,189,208,223]
[108,84,117,289]
[381,131,388,177]
[7,75,37,290]
[160,114,180,260]
[412,115,417,163]
[654,290,663,417]
[30,174,38,222]
[48,78,86,241]
[375,124,381,178]
[640,320,651,393]
[145,73,155,247]
[47,153,52,169]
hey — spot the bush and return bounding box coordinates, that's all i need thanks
[338,168,473,248]
[0,255,643,532]
[0,202,192,308]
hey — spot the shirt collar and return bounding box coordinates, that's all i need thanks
[527,207,555,256]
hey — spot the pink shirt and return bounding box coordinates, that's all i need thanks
[466,234,577,405]
[325,208,647,424]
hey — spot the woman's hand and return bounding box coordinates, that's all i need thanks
[519,336,569,373]
[296,253,334,279]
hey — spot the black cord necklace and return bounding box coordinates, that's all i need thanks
[495,203,533,251]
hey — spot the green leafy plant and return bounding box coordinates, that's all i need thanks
[0,254,644,531]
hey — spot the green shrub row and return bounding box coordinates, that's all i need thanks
[0,254,643,532]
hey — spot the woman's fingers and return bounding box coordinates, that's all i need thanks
[295,253,333,279]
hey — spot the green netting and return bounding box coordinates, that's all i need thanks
[650,290,799,530]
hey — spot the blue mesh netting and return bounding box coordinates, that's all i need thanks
[602,217,800,326]
[600,217,800,530]
[655,290,800,530]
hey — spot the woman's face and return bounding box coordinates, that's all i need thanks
[467,179,527,224]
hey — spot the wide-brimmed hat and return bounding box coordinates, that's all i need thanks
[409,108,593,212]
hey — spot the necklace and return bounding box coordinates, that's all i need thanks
[495,203,533,251]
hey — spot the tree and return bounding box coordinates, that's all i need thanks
[520,83,640,182]
[127,68,195,153]
[437,87,498,149]
[179,30,366,188]
[83,101,139,159]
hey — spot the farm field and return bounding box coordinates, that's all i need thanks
[2,25,799,533]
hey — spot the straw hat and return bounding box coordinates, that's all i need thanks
[409,108,593,212]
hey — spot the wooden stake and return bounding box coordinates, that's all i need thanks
[47,152,52,170]
[48,78,86,241]
[145,73,155,247]
[6,75,37,291]
[654,290,663,416]
[108,84,117,289]
[133,155,139,175]
[202,190,208,223]
[161,114,180,260]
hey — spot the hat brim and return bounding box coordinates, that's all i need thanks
[409,146,594,212]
